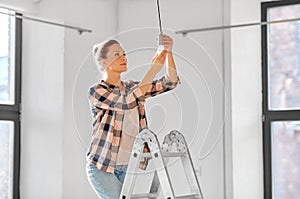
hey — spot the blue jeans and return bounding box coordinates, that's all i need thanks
[86,163,128,199]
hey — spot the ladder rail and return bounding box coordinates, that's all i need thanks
[149,171,160,199]
[120,138,144,199]
[162,130,204,198]
[144,129,175,198]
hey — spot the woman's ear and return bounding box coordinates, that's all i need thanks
[100,59,107,66]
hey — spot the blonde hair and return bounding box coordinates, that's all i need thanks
[92,39,120,72]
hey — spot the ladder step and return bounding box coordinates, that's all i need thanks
[130,193,159,198]
[128,193,201,199]
[175,194,202,199]
[140,152,186,158]
[163,152,186,157]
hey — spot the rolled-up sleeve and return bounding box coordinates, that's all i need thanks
[144,75,180,98]
[88,84,146,111]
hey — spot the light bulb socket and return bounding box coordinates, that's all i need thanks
[158,34,163,46]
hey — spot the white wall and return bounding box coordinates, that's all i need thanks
[21,20,64,199]
[0,0,37,14]
[231,0,264,198]
[63,0,118,198]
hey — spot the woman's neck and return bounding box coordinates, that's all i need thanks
[105,72,121,86]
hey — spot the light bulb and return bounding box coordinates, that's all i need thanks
[155,34,164,56]
[156,45,164,56]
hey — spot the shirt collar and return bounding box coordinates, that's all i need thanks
[100,80,116,89]
[100,80,125,92]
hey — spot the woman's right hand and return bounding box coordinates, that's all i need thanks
[151,50,167,71]
[139,50,167,95]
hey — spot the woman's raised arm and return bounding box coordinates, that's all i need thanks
[139,50,167,95]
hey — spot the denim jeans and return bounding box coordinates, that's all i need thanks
[86,163,128,199]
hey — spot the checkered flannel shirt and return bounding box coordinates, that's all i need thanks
[87,75,180,173]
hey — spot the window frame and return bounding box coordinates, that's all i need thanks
[0,12,22,199]
[261,0,300,198]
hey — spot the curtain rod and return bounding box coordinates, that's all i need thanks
[175,17,300,35]
[0,9,92,35]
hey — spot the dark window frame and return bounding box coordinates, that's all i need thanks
[0,12,22,199]
[261,1,300,198]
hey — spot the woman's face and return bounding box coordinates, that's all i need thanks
[103,43,127,73]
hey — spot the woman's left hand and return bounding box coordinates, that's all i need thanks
[162,34,173,52]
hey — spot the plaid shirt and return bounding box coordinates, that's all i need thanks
[87,75,180,173]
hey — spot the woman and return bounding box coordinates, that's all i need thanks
[86,34,179,199]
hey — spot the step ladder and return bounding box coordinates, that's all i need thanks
[120,128,204,199]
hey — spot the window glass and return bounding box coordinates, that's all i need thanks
[268,5,300,110]
[272,121,300,199]
[0,120,14,199]
[0,9,15,105]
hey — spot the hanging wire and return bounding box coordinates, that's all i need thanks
[156,0,163,35]
[0,8,92,35]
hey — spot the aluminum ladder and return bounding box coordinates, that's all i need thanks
[120,128,204,199]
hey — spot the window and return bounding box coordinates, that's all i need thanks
[262,1,300,199]
[0,8,21,199]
